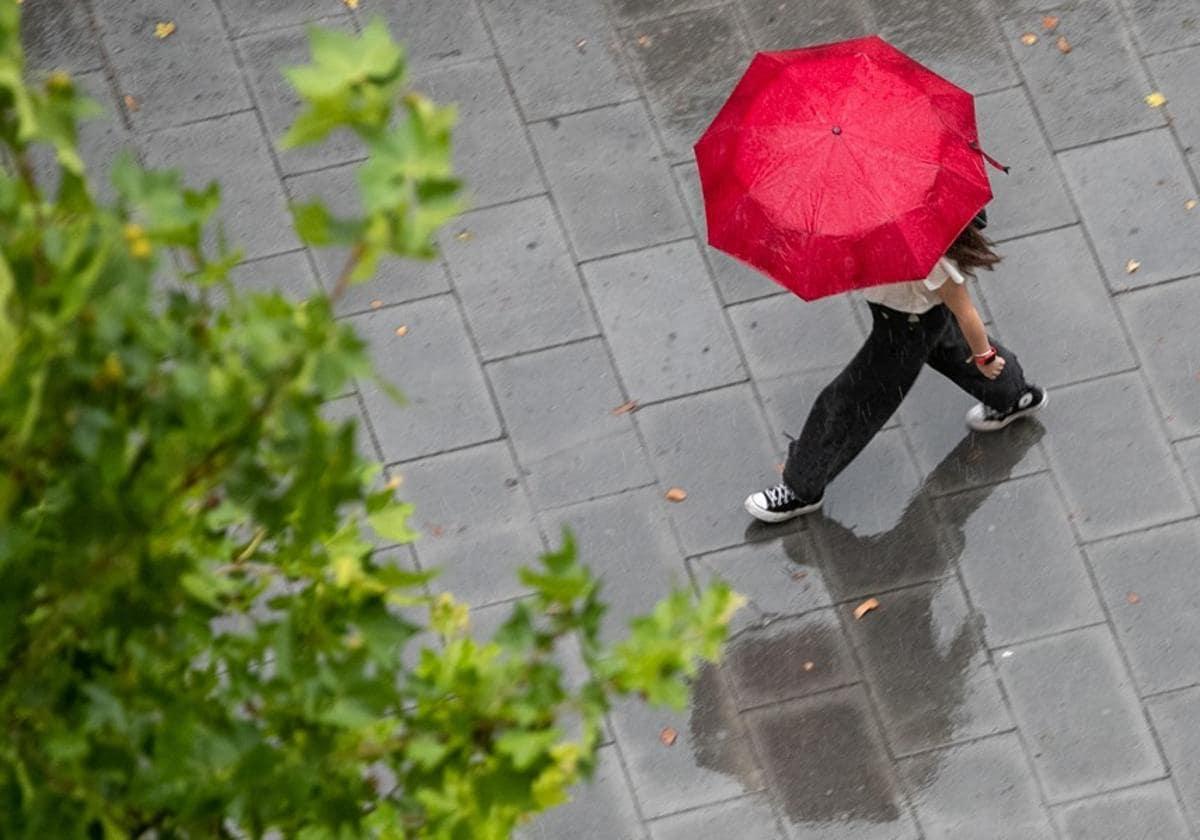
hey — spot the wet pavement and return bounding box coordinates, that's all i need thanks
[22,0,1200,837]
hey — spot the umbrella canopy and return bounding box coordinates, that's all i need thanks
[694,35,998,301]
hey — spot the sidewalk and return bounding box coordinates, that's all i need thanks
[24,0,1200,837]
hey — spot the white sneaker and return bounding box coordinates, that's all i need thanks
[744,483,824,523]
[967,387,1048,432]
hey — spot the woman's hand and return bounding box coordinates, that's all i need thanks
[978,354,1006,380]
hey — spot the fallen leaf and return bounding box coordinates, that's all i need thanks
[154,21,176,39]
[665,487,688,502]
[576,38,588,50]
[1186,199,1198,211]
[342,0,359,7]
[1020,32,1039,46]
[1056,35,1072,53]
[370,299,383,309]
[791,571,808,581]
[385,475,403,490]
[853,597,880,620]
[636,34,653,48]
[1042,14,1060,30]
[659,727,678,746]
[1145,91,1168,108]
[429,525,445,538]
[1125,259,1142,274]
[394,325,409,337]
[1127,591,1141,605]
[123,94,140,112]
[455,229,472,242]
[802,661,815,672]
[611,399,639,416]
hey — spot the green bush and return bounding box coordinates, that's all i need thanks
[0,10,740,839]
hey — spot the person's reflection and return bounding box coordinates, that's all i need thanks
[689,423,1044,828]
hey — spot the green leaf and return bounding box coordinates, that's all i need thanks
[367,501,417,544]
[495,730,561,771]
[407,735,450,771]
[0,253,17,385]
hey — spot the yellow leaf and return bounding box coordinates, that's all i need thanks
[1145,91,1167,108]
[1020,32,1038,46]
[154,21,176,39]
[853,597,880,620]
[342,0,359,7]
[394,325,408,337]
[1125,259,1141,274]
[1186,199,1197,211]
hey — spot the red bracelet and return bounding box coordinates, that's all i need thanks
[973,347,997,366]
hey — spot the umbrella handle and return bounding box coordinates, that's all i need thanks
[969,140,1009,173]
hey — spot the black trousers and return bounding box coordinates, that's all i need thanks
[783,303,1029,501]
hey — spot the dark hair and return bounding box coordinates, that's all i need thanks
[945,222,1001,278]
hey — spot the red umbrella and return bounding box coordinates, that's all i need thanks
[694,35,1003,301]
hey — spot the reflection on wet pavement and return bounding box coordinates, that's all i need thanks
[686,424,1044,836]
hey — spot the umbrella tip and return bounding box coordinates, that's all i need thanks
[832,125,843,135]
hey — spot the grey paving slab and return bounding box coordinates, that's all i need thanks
[899,734,1055,840]
[979,226,1135,388]
[228,251,320,301]
[351,296,501,464]
[487,339,654,510]
[1059,130,1200,289]
[746,687,919,840]
[609,666,764,818]
[479,0,637,121]
[139,112,300,262]
[236,20,363,176]
[844,580,1012,756]
[414,59,542,208]
[1148,46,1200,164]
[516,744,646,840]
[542,488,686,642]
[975,88,1077,242]
[998,625,1165,802]
[897,369,1047,497]
[807,428,951,600]
[607,0,720,24]
[529,102,691,260]
[1002,2,1164,149]
[728,293,865,381]
[740,0,874,51]
[355,0,492,68]
[759,369,838,447]
[1056,780,1193,840]
[673,161,780,304]
[1086,521,1200,696]
[1120,0,1200,53]
[723,610,857,710]
[218,0,347,38]
[636,385,781,556]
[1179,437,1200,498]
[1039,372,1195,541]
[397,441,542,607]
[619,6,752,158]
[93,0,252,132]
[649,795,785,840]
[872,0,1017,94]
[1118,279,1200,440]
[286,163,451,316]
[322,395,381,463]
[689,532,833,630]
[1147,688,1200,830]
[21,0,103,71]
[582,241,745,403]
[938,475,1103,649]
[439,196,597,361]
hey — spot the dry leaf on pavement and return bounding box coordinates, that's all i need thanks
[1145,91,1168,108]
[1042,14,1060,30]
[455,229,472,242]
[665,487,688,502]
[369,299,383,309]
[802,661,815,672]
[1186,199,1198,211]
[123,94,140,112]
[1126,592,1142,605]
[1020,32,1039,46]
[1056,36,1072,53]
[342,0,359,8]
[636,34,653,48]
[1125,259,1142,274]
[659,727,678,746]
[394,325,408,337]
[611,400,639,416]
[853,597,880,620]
[154,21,176,39]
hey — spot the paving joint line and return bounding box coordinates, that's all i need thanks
[523,96,647,125]
[574,234,699,265]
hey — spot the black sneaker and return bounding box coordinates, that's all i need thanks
[744,483,823,523]
[966,386,1048,432]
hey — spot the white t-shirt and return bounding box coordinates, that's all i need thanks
[861,258,967,314]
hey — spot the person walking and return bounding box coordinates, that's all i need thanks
[743,211,1046,523]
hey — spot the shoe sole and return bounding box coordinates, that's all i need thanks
[967,391,1049,433]
[744,495,824,523]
